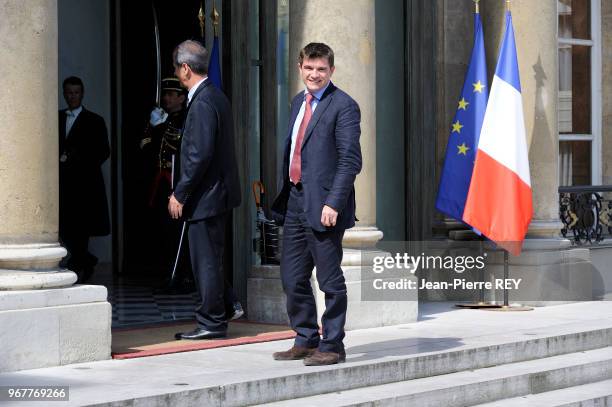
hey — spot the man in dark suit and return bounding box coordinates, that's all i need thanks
[59,76,110,283]
[168,40,242,340]
[271,43,362,365]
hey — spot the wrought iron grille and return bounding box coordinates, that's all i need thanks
[559,185,612,244]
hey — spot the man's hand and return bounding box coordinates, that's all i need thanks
[321,205,338,227]
[150,107,168,126]
[168,194,183,219]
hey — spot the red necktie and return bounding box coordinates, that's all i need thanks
[289,93,314,184]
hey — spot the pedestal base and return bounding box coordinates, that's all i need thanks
[486,242,593,306]
[247,265,289,325]
[421,239,594,306]
[0,270,77,290]
[0,243,77,290]
[248,249,419,329]
[0,285,111,372]
[316,249,418,330]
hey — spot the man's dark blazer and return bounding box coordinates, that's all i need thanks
[173,79,241,221]
[58,107,110,236]
[271,82,362,232]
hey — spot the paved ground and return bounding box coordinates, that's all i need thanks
[1,301,612,406]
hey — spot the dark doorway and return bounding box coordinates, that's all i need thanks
[116,0,231,285]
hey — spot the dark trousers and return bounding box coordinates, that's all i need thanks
[59,226,96,273]
[281,185,347,353]
[188,212,236,332]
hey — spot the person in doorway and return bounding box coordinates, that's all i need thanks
[140,77,187,202]
[59,76,111,283]
[271,42,362,365]
[140,77,193,293]
[169,40,243,340]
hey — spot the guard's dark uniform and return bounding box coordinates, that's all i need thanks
[140,109,186,208]
[139,78,189,281]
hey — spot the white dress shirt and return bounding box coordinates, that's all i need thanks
[288,83,330,175]
[188,77,208,104]
[65,105,83,136]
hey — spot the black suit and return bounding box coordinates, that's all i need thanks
[174,79,241,332]
[59,107,110,274]
[272,83,362,353]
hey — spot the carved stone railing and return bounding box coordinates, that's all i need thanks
[559,185,612,245]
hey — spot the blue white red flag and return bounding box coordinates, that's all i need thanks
[463,11,533,256]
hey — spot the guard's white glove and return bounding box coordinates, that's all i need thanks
[149,107,168,126]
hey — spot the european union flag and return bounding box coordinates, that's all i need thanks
[435,11,489,222]
[209,36,223,90]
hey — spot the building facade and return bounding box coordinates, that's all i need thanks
[1,0,611,371]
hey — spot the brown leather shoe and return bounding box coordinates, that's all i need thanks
[272,346,317,361]
[303,350,346,366]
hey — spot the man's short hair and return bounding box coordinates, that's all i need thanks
[298,42,334,67]
[63,76,84,91]
[173,40,209,76]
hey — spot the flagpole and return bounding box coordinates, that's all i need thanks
[481,0,534,313]
[211,1,220,38]
[455,239,503,310]
[503,250,509,306]
[452,0,501,310]
[483,248,532,312]
[198,1,205,41]
[478,240,485,304]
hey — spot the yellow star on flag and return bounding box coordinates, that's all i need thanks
[473,80,485,93]
[451,120,463,134]
[457,143,470,155]
[458,98,469,110]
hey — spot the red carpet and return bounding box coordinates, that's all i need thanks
[112,320,295,359]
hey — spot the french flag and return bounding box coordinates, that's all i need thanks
[463,11,533,256]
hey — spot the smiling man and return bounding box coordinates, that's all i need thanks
[271,42,362,366]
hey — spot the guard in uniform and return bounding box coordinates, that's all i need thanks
[140,77,191,291]
[141,77,186,204]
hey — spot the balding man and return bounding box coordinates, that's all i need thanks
[168,40,241,340]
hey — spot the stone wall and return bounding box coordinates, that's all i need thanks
[602,1,612,185]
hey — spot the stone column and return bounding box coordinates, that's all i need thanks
[480,1,591,305]
[482,0,562,237]
[289,0,383,248]
[0,0,75,288]
[602,0,612,184]
[0,0,110,372]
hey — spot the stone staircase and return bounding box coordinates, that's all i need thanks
[87,322,612,407]
[261,340,612,406]
[253,326,612,407]
[5,302,611,407]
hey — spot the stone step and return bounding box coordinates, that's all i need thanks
[5,303,612,407]
[82,324,612,406]
[260,347,612,407]
[474,379,612,406]
[214,326,612,406]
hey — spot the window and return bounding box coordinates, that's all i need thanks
[557,0,601,186]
